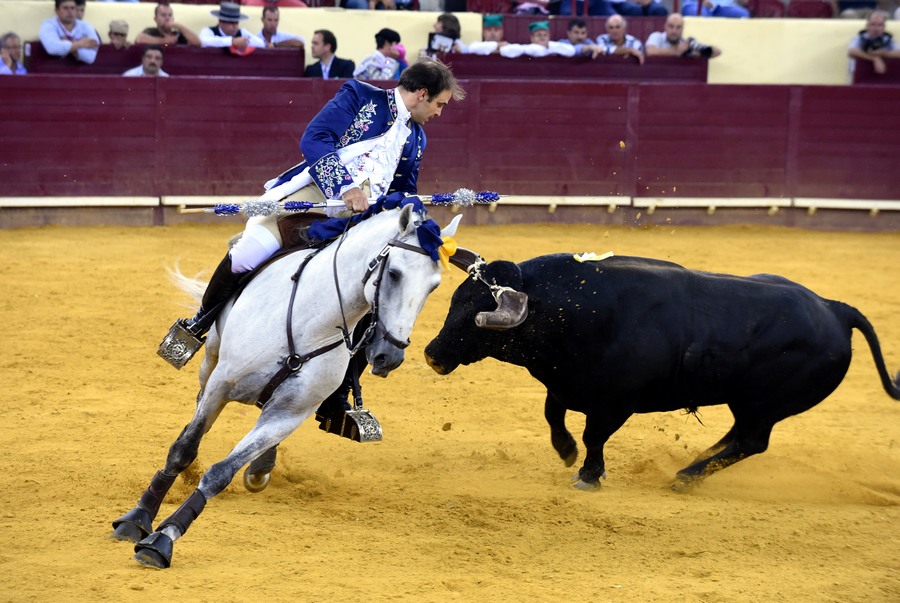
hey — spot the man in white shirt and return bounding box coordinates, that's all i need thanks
[258,6,303,48]
[353,28,401,80]
[123,46,170,77]
[199,1,265,51]
[39,0,100,64]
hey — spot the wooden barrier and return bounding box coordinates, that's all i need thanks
[852,58,900,85]
[1,75,898,206]
[437,53,708,81]
[24,42,305,78]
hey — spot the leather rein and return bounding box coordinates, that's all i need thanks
[256,233,430,409]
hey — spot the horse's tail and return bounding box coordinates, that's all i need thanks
[167,262,208,307]
[836,301,900,400]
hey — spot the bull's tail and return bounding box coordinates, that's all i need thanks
[837,302,900,400]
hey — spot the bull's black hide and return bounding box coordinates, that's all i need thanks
[424,254,900,489]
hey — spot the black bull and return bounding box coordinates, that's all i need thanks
[424,254,900,489]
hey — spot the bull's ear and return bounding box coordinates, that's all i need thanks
[484,260,524,291]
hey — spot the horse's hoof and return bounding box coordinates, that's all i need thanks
[133,532,173,569]
[110,507,153,543]
[243,469,270,493]
[563,449,578,468]
[110,521,146,544]
[571,479,601,492]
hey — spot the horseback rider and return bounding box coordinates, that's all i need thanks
[158,57,465,419]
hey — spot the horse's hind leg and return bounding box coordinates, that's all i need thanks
[110,386,228,544]
[133,402,310,569]
[244,445,278,493]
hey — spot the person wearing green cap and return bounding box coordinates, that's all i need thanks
[497,20,576,58]
[464,14,509,55]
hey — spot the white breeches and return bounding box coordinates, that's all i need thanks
[229,216,282,273]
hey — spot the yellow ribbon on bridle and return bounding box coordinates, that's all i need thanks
[438,236,458,270]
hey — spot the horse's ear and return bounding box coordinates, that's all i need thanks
[398,203,419,237]
[440,214,463,238]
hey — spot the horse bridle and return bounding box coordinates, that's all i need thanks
[347,236,431,356]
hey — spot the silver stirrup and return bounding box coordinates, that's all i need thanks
[319,409,383,443]
[157,320,204,370]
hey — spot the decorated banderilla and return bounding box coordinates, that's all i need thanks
[181,189,504,216]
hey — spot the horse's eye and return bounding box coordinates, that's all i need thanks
[388,268,401,282]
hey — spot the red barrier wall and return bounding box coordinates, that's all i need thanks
[1,75,899,201]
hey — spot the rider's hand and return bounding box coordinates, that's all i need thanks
[342,188,369,213]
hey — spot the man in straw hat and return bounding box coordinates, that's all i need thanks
[199,1,265,50]
[159,59,466,388]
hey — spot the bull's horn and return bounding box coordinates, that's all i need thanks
[449,247,483,272]
[474,288,529,331]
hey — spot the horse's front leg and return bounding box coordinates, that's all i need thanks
[109,386,228,544]
[132,398,313,569]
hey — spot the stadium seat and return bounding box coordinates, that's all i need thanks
[750,0,787,17]
[786,0,835,17]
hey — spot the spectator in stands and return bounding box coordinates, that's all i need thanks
[0,32,26,75]
[353,28,401,80]
[595,14,644,64]
[559,0,667,16]
[464,14,510,55]
[135,4,201,47]
[243,0,309,7]
[680,0,750,18]
[304,29,355,78]
[200,2,265,51]
[258,6,303,48]
[123,45,169,77]
[426,12,464,56]
[162,58,466,369]
[498,20,577,58]
[108,20,130,50]
[395,43,409,77]
[646,14,721,58]
[848,10,900,75]
[558,18,605,58]
[614,0,668,16]
[39,0,100,65]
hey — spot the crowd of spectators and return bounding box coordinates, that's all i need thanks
[2,0,899,79]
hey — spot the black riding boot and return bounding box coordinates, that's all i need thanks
[315,350,368,427]
[157,253,246,369]
[182,253,246,337]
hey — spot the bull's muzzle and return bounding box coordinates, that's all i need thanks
[474,289,529,331]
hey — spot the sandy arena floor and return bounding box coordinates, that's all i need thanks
[1,220,899,602]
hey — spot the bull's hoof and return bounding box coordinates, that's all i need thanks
[133,532,173,569]
[243,469,271,493]
[110,507,153,543]
[671,473,703,492]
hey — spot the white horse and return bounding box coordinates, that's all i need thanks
[111,203,462,569]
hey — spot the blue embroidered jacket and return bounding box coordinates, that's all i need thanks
[270,80,426,199]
